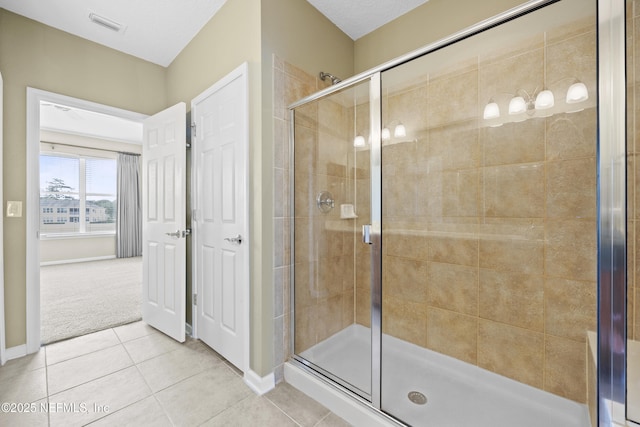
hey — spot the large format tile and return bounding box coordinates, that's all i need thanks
[265,382,331,427]
[88,396,172,427]
[201,395,297,427]
[0,350,45,383]
[0,367,47,404]
[382,296,427,348]
[155,365,252,426]
[427,262,478,316]
[544,335,587,403]
[46,329,121,366]
[47,344,133,395]
[113,321,158,343]
[426,307,478,365]
[49,366,152,427]
[122,331,183,364]
[316,412,353,427]
[0,398,49,427]
[478,320,544,389]
[136,345,222,392]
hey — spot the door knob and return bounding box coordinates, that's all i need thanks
[224,234,243,245]
[165,230,181,238]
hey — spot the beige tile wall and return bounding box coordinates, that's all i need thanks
[273,57,358,380]
[278,14,599,407]
[272,57,324,381]
[379,21,597,404]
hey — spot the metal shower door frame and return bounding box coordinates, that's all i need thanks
[288,0,631,425]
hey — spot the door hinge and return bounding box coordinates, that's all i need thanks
[190,122,196,138]
[193,294,197,305]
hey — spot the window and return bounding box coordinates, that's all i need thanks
[40,152,117,235]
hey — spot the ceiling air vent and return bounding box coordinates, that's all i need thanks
[88,12,123,32]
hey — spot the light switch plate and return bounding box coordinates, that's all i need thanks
[7,201,23,217]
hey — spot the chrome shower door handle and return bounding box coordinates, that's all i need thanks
[224,234,243,245]
[362,225,372,244]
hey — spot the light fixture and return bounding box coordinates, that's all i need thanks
[483,101,500,120]
[89,12,123,32]
[508,96,527,115]
[534,89,554,110]
[566,81,589,104]
[381,127,391,141]
[353,135,366,147]
[394,123,406,138]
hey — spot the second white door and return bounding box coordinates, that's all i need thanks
[192,63,248,371]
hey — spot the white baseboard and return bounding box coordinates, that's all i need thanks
[40,255,116,266]
[5,344,27,361]
[185,323,193,337]
[244,369,275,395]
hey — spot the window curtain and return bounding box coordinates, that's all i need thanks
[116,153,142,258]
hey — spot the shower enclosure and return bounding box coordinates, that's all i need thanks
[288,0,632,425]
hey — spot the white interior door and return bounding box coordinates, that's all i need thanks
[192,63,248,371]
[142,102,187,342]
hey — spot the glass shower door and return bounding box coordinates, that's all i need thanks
[378,0,597,425]
[292,80,373,400]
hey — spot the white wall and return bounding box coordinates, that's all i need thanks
[40,235,116,265]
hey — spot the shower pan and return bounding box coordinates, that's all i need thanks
[288,0,631,426]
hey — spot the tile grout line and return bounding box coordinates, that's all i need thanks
[263,394,304,427]
[44,347,51,427]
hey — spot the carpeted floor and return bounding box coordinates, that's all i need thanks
[40,257,142,344]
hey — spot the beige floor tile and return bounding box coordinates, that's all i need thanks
[265,383,330,427]
[46,329,121,366]
[113,321,158,343]
[0,368,47,404]
[122,332,183,364]
[0,398,49,427]
[136,345,222,392]
[0,350,45,383]
[155,365,252,426]
[49,366,151,427]
[47,345,133,395]
[316,412,353,427]
[87,396,171,427]
[201,395,297,427]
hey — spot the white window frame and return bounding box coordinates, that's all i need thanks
[39,148,117,238]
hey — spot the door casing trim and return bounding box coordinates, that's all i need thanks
[25,88,147,353]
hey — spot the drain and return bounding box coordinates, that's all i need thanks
[408,391,427,405]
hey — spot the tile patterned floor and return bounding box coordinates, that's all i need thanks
[0,321,351,426]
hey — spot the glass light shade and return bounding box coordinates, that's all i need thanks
[394,123,406,138]
[534,90,554,110]
[508,96,526,115]
[381,127,391,140]
[353,135,366,147]
[566,82,588,103]
[483,102,500,120]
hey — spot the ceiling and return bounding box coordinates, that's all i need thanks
[3,0,429,140]
[306,0,429,40]
[40,102,143,144]
[0,0,429,67]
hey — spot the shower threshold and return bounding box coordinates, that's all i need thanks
[293,325,590,427]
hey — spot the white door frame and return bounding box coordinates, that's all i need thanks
[25,88,147,354]
[191,62,250,374]
[0,72,5,365]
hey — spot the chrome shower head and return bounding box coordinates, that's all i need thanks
[319,71,342,85]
